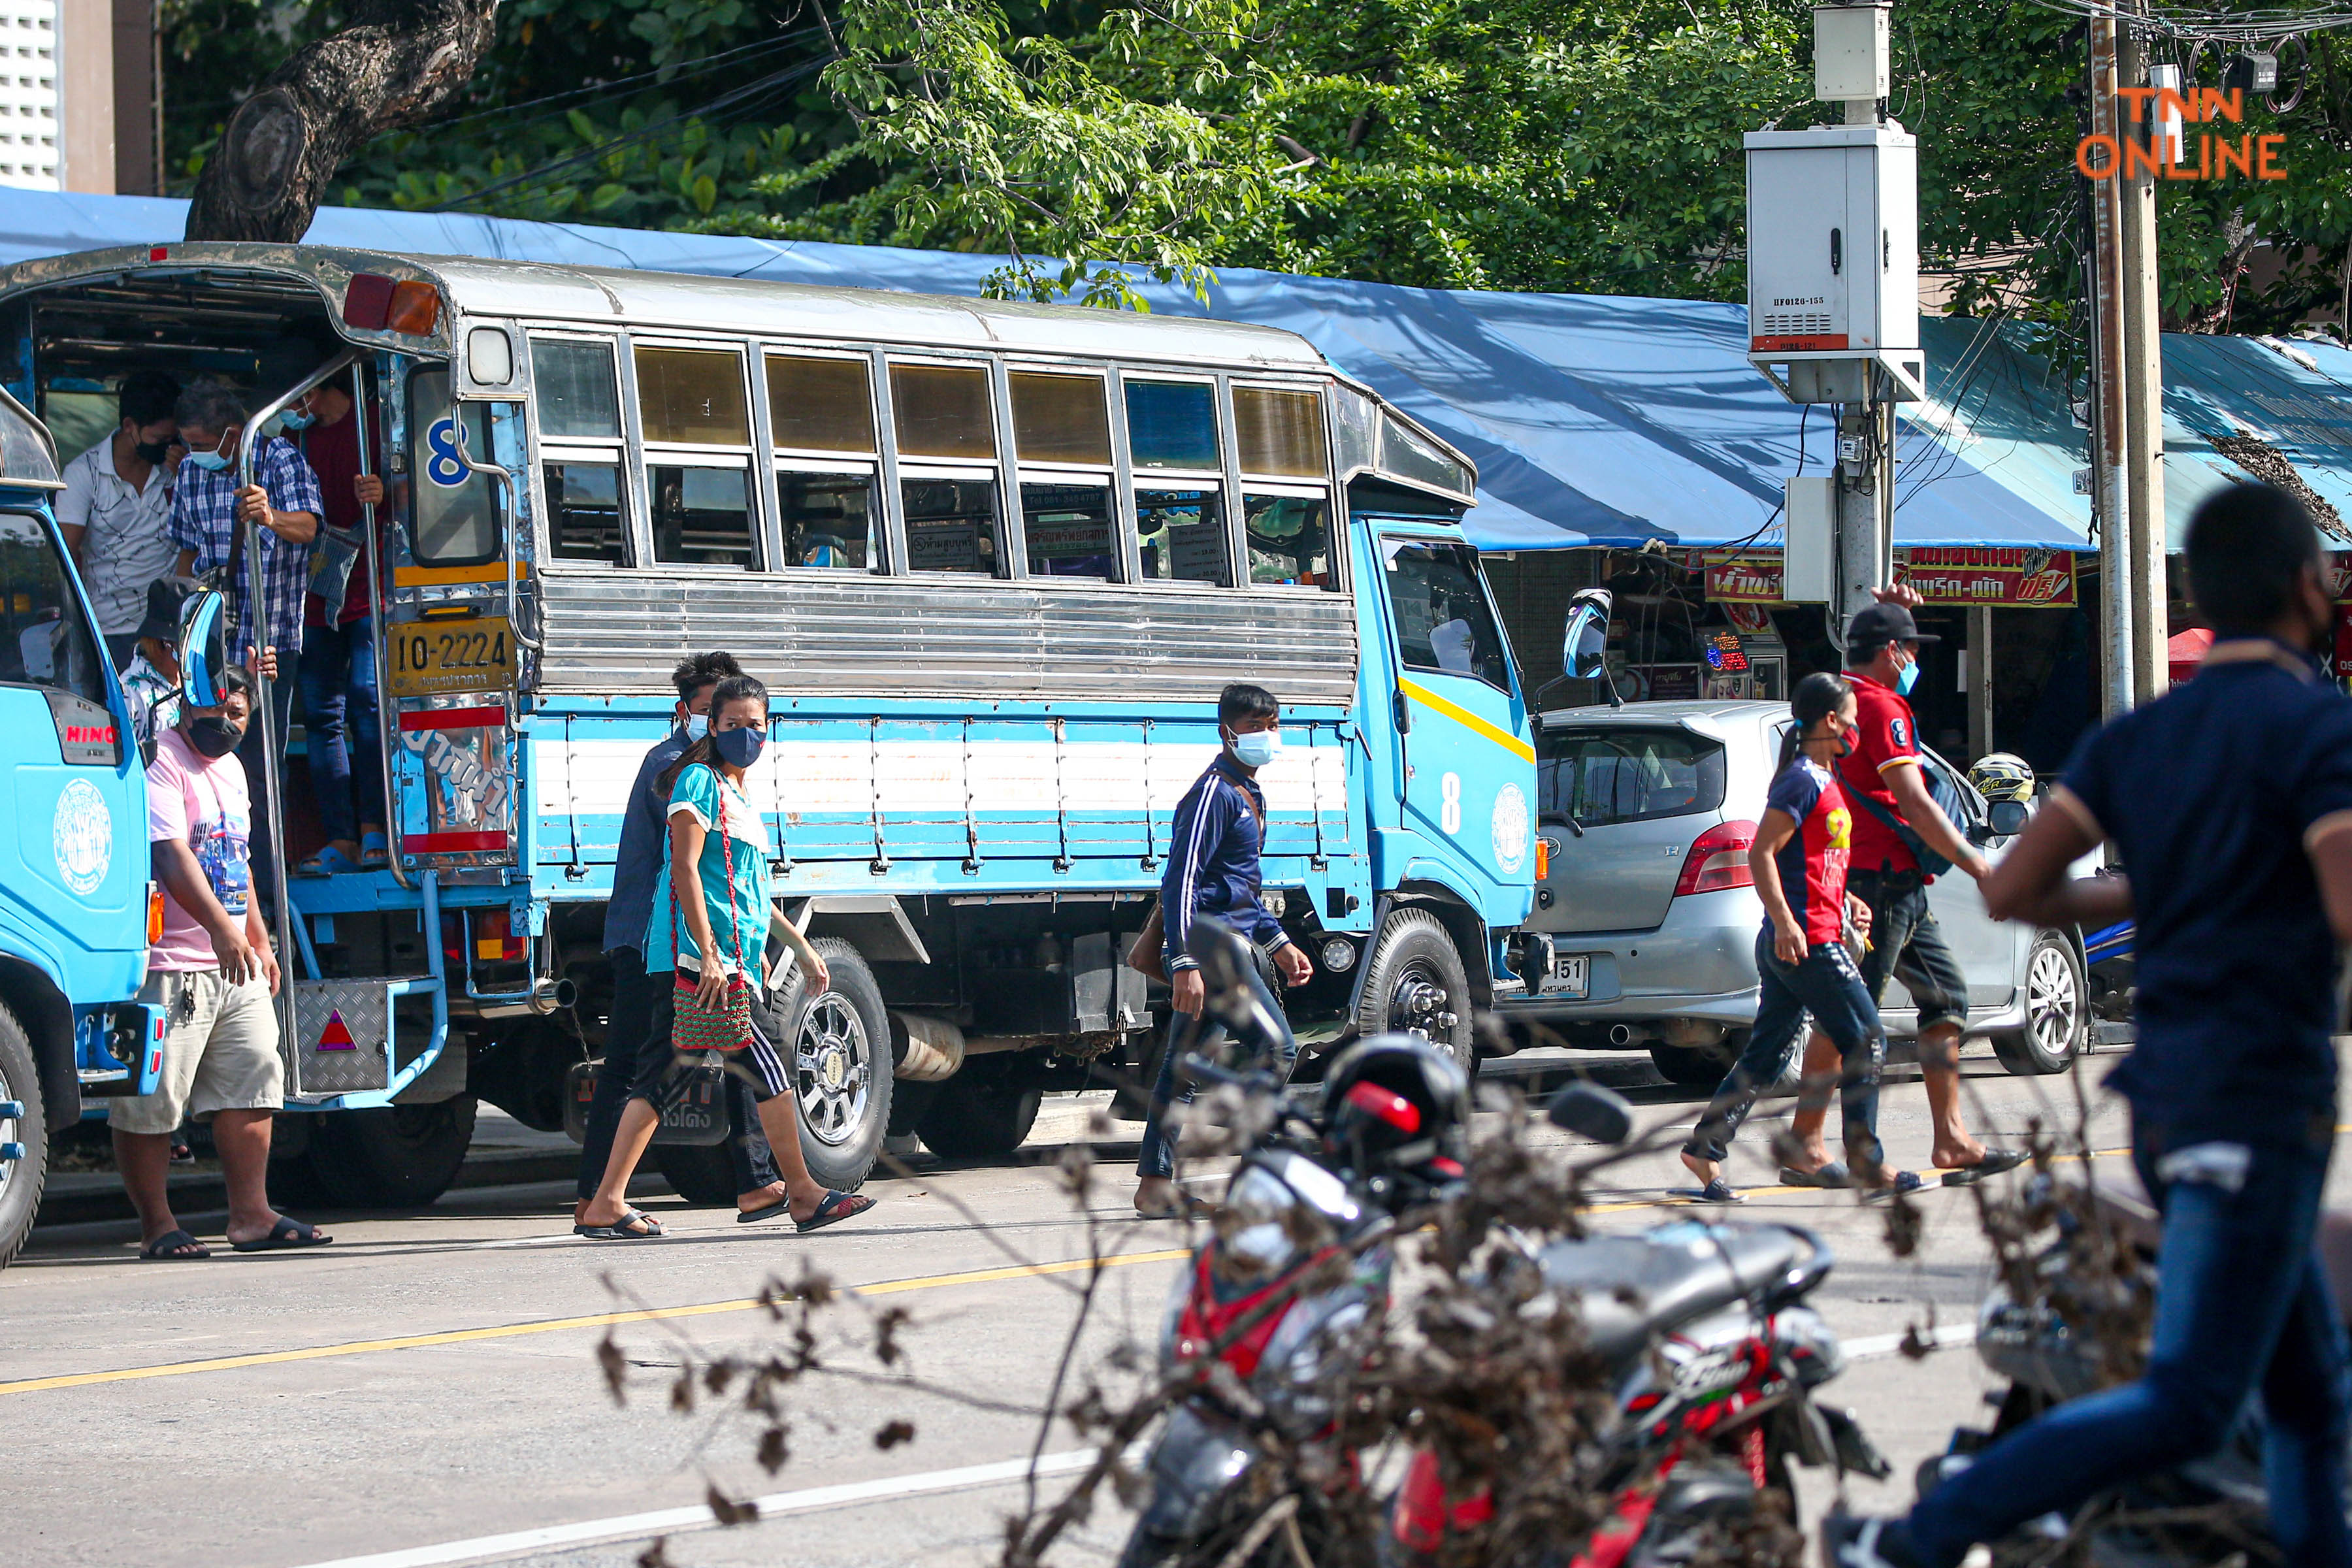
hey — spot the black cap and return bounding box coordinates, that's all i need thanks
[1846,600,1940,649]
[134,578,190,646]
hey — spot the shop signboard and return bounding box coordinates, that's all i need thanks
[1701,547,2076,607]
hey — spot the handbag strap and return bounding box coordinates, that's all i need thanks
[670,770,747,979]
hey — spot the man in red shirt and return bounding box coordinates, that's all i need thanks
[1786,596,2025,1184]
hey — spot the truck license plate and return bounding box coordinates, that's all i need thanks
[388,616,517,699]
[1550,953,1590,998]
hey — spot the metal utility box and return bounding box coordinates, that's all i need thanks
[1813,3,1892,102]
[1745,123,1925,403]
[1782,478,1838,603]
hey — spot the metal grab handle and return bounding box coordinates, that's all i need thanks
[349,359,410,890]
[450,412,542,652]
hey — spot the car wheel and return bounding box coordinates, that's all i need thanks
[1993,931,2085,1076]
[1353,907,1475,1071]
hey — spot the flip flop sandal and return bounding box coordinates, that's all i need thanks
[359,832,391,869]
[230,1217,331,1252]
[141,1228,210,1260]
[1940,1149,2030,1186]
[1135,1192,1213,1221]
[574,1210,664,1240]
[1780,1162,1853,1188]
[796,1190,875,1233]
[1671,1181,1745,1205]
[1863,1171,1927,1201]
[737,1197,795,1226]
[295,846,361,877]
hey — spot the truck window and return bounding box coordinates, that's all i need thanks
[1539,728,1725,826]
[0,510,107,706]
[407,367,505,565]
[1380,538,1509,693]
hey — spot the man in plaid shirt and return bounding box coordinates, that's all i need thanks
[169,378,321,895]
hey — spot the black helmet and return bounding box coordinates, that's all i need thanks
[1319,1035,1471,1190]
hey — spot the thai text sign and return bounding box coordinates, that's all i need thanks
[1702,547,2076,606]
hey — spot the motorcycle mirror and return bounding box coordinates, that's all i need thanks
[1547,1081,1634,1145]
[176,589,229,710]
[1987,800,2029,838]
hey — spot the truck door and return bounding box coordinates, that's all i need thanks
[1371,534,1535,898]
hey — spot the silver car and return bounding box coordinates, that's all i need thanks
[1501,700,2087,1085]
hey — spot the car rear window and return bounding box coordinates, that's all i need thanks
[1539,727,1725,826]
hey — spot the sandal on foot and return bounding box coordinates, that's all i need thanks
[575,1210,664,1239]
[142,1228,210,1260]
[736,1197,794,1226]
[1136,1191,1211,1221]
[230,1217,331,1252]
[359,832,390,870]
[1939,1148,2029,1186]
[797,1190,875,1233]
[1671,1180,1744,1205]
[1863,1170,1927,1201]
[1780,1162,1853,1188]
[295,845,361,877]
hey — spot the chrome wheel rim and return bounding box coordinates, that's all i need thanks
[795,994,872,1147]
[2027,942,2080,1062]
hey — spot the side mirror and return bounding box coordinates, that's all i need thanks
[1547,1080,1634,1145]
[1561,589,1613,679]
[176,589,229,710]
[1988,800,2029,838]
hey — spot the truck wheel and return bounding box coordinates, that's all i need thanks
[1354,907,1475,1070]
[654,1142,742,1207]
[0,1000,48,1271]
[785,938,890,1191]
[1649,1040,1735,1086]
[917,1076,1042,1162]
[304,1096,478,1209]
[1993,932,2085,1076]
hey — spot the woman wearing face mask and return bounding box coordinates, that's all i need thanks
[1676,672,1904,1204]
[1132,682,1314,1218]
[575,675,875,1237]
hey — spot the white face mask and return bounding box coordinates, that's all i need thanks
[683,712,709,741]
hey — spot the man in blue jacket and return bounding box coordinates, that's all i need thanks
[1134,683,1313,1217]
[1827,482,2352,1568]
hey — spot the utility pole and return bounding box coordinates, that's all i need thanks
[2087,8,2134,719]
[2119,14,2168,703]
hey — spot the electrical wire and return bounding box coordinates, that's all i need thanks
[2017,0,2352,41]
[393,28,825,146]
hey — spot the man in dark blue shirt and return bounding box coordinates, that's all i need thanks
[1135,683,1313,1217]
[573,651,783,1236]
[1830,483,2352,1568]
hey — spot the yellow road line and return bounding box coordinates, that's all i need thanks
[1398,679,1537,764]
[0,1247,1188,1399]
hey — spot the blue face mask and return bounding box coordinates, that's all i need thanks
[1228,727,1281,768]
[278,407,316,431]
[1895,651,1921,697]
[714,725,766,769]
[186,431,234,472]
[683,712,709,742]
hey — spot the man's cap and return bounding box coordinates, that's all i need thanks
[135,578,190,645]
[1846,600,1940,647]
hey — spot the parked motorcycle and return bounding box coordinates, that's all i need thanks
[1386,1086,1891,1567]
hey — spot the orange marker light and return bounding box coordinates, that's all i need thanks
[1535,836,1550,881]
[386,280,441,336]
[146,881,164,945]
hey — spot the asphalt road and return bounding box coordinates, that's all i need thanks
[5,1040,2314,1568]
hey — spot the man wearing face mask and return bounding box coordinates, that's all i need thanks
[112,667,329,1258]
[569,652,791,1235]
[56,370,182,668]
[1134,682,1315,1217]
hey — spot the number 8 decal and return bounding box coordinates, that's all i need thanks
[424,417,469,488]
[1440,772,1462,835]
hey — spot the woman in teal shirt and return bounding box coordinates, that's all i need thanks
[578,674,875,1236]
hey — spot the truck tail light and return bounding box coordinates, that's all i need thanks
[146,881,164,945]
[474,908,525,963]
[386,280,441,335]
[1673,819,1757,898]
[342,273,440,335]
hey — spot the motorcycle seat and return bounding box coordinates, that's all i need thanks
[1536,1222,1811,1364]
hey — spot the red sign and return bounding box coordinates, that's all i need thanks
[1702,553,1786,603]
[2336,605,2352,680]
[1896,547,2077,608]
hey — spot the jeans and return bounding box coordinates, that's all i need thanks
[1905,1130,2352,1568]
[1136,958,1295,1183]
[1848,869,1967,1034]
[300,617,383,847]
[576,949,780,1201]
[1684,929,1884,1167]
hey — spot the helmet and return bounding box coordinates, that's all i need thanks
[1318,1036,1471,1192]
[1968,752,2036,806]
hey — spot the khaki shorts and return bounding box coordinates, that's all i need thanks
[109,969,285,1134]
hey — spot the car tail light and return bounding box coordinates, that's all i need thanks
[1535,835,1550,881]
[1673,819,1757,897]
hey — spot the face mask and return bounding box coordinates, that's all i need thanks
[188,715,244,758]
[185,431,234,472]
[278,407,316,431]
[714,726,766,769]
[132,439,171,465]
[1228,728,1281,768]
[683,712,709,742]
[1894,651,1921,696]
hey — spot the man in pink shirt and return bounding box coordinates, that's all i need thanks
[114,666,329,1259]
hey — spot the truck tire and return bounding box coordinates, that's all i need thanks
[917,1075,1042,1162]
[304,1096,477,1209]
[0,1000,48,1271]
[654,1141,742,1207]
[1992,930,2085,1076]
[785,938,890,1191]
[1353,907,1475,1071]
[1649,1040,1735,1086]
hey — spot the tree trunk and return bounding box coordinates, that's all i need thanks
[183,1,499,244]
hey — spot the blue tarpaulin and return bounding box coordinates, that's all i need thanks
[0,189,2135,553]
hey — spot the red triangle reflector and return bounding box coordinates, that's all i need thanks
[318,1010,356,1051]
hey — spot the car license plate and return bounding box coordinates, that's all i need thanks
[388,616,517,699]
[1550,953,1590,998]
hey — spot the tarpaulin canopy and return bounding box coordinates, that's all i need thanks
[0,190,2117,553]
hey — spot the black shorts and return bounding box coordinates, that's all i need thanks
[1848,869,1969,1036]
[647,968,793,1103]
